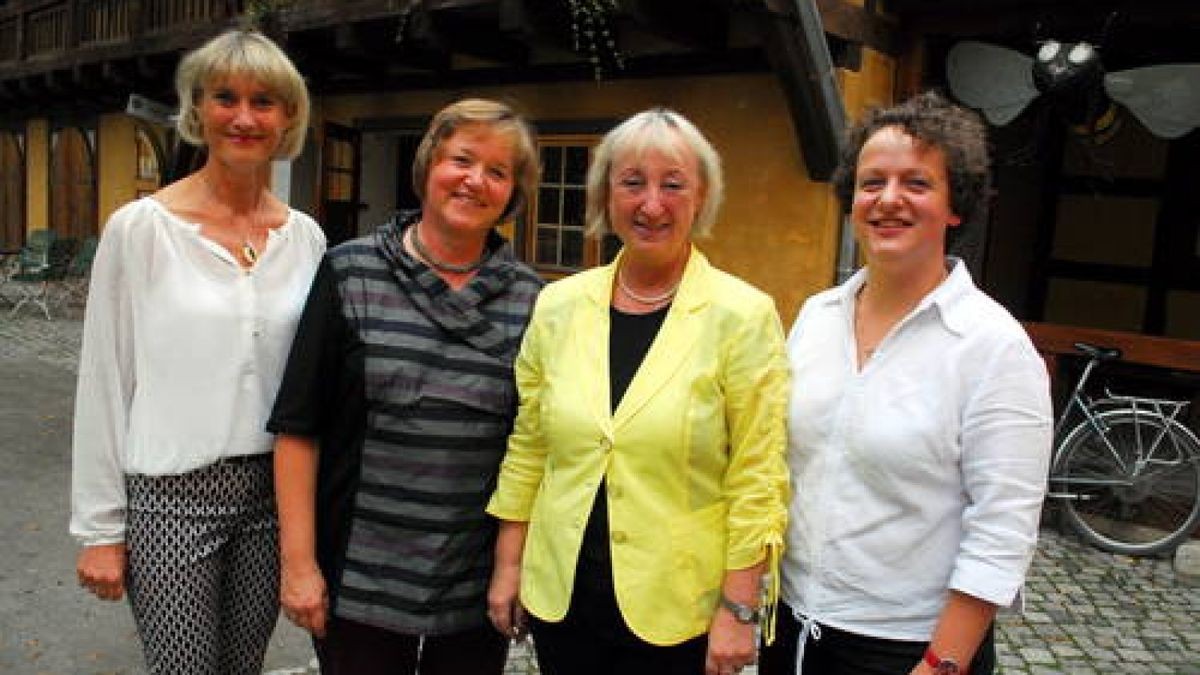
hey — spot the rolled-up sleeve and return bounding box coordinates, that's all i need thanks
[70,216,136,546]
[721,296,791,571]
[486,295,549,522]
[950,336,1053,605]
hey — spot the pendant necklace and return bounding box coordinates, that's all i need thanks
[616,268,680,306]
[202,173,268,268]
[410,224,485,274]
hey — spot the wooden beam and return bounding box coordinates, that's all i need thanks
[814,0,899,55]
[1024,321,1200,375]
[756,0,846,181]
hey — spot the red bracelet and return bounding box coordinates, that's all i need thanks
[924,647,966,674]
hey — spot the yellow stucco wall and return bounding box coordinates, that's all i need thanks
[315,72,880,322]
[97,113,139,227]
[24,119,49,234]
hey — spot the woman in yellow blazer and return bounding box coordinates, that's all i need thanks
[486,108,789,675]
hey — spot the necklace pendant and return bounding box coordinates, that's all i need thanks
[241,241,258,266]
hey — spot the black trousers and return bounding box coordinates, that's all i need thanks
[759,601,996,675]
[314,616,508,675]
[529,581,708,675]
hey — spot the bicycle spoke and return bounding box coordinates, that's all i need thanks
[1055,412,1200,555]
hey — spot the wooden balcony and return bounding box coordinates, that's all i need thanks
[0,0,776,114]
[0,0,240,64]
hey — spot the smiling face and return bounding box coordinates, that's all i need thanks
[199,74,291,169]
[852,126,962,269]
[608,136,705,270]
[422,123,516,240]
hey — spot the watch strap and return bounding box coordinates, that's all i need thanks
[718,594,761,625]
[924,647,964,674]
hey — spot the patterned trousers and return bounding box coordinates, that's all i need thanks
[125,455,280,675]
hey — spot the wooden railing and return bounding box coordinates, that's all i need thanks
[1024,322,1200,376]
[0,0,244,63]
[1024,322,1200,414]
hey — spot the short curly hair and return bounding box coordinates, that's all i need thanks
[175,30,310,160]
[832,90,991,227]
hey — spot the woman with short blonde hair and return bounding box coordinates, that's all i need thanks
[71,29,324,673]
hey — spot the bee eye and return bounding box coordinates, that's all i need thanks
[1068,43,1095,65]
[1037,41,1061,62]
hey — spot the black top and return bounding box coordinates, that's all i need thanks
[267,213,543,635]
[576,304,671,594]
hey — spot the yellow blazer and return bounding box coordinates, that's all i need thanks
[487,248,789,645]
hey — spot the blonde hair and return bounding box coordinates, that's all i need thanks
[412,98,539,224]
[175,29,310,160]
[585,108,724,238]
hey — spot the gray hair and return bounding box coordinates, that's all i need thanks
[585,108,725,238]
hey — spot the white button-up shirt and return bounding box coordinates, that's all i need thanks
[70,198,325,546]
[781,258,1052,640]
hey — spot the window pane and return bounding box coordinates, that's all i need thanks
[563,187,585,227]
[542,147,563,183]
[536,226,559,265]
[537,188,561,224]
[564,146,588,185]
[562,229,584,268]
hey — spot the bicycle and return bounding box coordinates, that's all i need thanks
[1047,342,1200,556]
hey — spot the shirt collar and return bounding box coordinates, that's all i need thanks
[824,256,976,336]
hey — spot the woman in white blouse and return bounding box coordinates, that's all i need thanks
[760,92,1052,675]
[70,30,324,673]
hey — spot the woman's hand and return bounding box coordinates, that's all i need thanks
[280,560,328,638]
[76,543,127,601]
[705,608,757,675]
[486,560,526,640]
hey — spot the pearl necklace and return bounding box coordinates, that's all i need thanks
[617,268,680,306]
[410,224,486,274]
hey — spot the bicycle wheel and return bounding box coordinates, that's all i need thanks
[1055,410,1200,556]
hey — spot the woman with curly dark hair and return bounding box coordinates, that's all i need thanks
[760,91,1053,675]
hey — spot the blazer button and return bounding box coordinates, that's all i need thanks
[611,530,627,544]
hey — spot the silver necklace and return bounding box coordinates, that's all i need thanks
[410,225,485,274]
[617,268,680,305]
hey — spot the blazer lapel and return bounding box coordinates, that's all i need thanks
[574,261,617,431]
[613,248,709,430]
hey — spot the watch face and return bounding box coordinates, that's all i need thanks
[934,659,961,675]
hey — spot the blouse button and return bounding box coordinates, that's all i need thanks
[611,531,627,544]
[598,439,612,452]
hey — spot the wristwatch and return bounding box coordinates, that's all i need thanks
[923,648,963,675]
[718,594,761,625]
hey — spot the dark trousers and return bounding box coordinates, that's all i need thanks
[314,616,508,675]
[529,582,708,675]
[759,602,996,675]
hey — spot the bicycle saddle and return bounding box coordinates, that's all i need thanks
[1073,342,1122,360]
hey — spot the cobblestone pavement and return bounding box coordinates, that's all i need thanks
[2,312,1198,674]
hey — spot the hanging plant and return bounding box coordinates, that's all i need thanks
[391,0,422,46]
[564,0,624,80]
[242,0,292,38]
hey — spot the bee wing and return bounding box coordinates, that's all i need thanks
[1105,65,1200,139]
[946,40,1038,125]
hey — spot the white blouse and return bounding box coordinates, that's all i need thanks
[781,259,1053,641]
[70,197,325,546]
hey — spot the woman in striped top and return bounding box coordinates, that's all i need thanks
[268,98,542,675]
